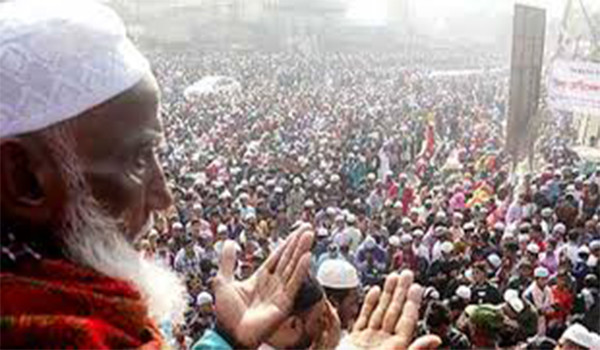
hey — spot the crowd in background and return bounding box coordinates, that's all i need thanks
[135,49,600,349]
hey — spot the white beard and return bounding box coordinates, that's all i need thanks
[42,126,186,324]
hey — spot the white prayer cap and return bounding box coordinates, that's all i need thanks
[400,234,413,244]
[196,291,214,306]
[503,288,525,313]
[462,222,475,230]
[590,240,600,250]
[388,235,401,247]
[502,232,515,241]
[412,229,424,237]
[455,285,471,300]
[0,0,151,138]
[441,241,454,254]
[346,214,357,224]
[503,289,519,302]
[487,253,502,268]
[541,207,553,218]
[561,323,596,349]
[534,267,549,278]
[553,223,566,234]
[317,259,359,289]
[317,227,329,237]
[578,245,591,255]
[526,243,540,254]
[217,224,228,234]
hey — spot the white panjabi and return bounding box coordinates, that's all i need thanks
[0,0,151,138]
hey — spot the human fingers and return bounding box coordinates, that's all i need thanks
[285,253,311,302]
[352,285,381,332]
[407,335,442,350]
[217,239,238,281]
[368,273,400,330]
[274,228,302,275]
[382,270,414,333]
[282,229,314,281]
[263,233,289,274]
[394,284,424,348]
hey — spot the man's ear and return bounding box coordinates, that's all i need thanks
[0,138,66,227]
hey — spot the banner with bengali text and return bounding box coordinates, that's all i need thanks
[548,59,600,116]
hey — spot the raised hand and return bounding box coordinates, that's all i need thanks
[347,270,441,350]
[211,224,314,348]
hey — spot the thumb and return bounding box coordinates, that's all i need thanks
[217,240,237,281]
[407,335,442,350]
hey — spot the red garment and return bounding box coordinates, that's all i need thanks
[393,250,418,272]
[547,286,573,324]
[386,182,399,201]
[1,259,163,349]
[401,186,414,216]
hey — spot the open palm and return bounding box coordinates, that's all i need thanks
[212,225,314,348]
[348,271,441,350]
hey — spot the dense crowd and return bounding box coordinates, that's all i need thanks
[135,50,600,349]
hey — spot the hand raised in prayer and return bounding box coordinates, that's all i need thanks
[211,224,314,348]
[348,270,441,350]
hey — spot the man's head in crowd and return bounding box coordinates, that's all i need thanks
[266,275,341,349]
[424,301,452,340]
[0,0,185,322]
[317,258,361,330]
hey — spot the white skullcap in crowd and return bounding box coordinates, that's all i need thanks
[217,224,228,234]
[440,241,454,253]
[526,243,540,254]
[388,235,401,247]
[487,253,502,268]
[196,291,214,306]
[0,0,151,138]
[503,289,524,313]
[553,223,567,234]
[317,259,359,289]
[400,234,413,244]
[412,229,424,237]
[534,267,549,278]
[317,227,329,237]
[560,323,598,350]
[455,285,471,300]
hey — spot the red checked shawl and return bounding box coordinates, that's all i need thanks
[0,259,164,349]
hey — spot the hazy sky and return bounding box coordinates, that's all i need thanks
[347,0,568,26]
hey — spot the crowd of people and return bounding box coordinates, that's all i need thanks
[136,48,600,349]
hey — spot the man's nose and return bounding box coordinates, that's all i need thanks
[147,156,173,211]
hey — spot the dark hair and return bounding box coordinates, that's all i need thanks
[425,301,450,328]
[293,274,325,315]
[472,261,487,273]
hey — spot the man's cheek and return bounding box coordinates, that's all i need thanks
[86,170,145,220]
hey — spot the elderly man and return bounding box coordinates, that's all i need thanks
[0,2,313,348]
